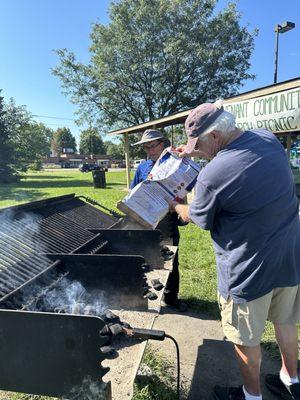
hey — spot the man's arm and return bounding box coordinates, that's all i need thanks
[130,165,142,189]
[170,181,218,229]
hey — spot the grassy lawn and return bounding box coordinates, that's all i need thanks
[0,169,128,210]
[0,168,297,399]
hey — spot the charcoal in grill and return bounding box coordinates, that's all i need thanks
[146,291,158,300]
[99,326,112,345]
[108,323,124,337]
[161,246,174,261]
[103,310,120,324]
[141,263,152,272]
[151,279,164,291]
[100,346,119,359]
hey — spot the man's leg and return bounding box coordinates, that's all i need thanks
[264,323,300,398]
[234,344,262,396]
[212,343,263,399]
[163,251,180,302]
[212,293,270,399]
[274,323,298,378]
[264,286,300,397]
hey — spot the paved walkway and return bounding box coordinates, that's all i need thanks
[151,308,280,400]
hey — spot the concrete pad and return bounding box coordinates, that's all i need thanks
[151,308,280,399]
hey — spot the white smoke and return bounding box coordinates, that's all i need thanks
[70,377,109,400]
[23,276,108,317]
[0,209,48,256]
[0,209,108,316]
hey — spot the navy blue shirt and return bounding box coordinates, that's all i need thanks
[130,159,154,189]
[189,129,300,303]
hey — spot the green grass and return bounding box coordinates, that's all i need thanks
[132,347,179,400]
[179,224,218,318]
[0,169,129,210]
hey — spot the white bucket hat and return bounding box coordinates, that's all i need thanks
[132,129,164,146]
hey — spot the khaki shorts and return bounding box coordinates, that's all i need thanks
[218,285,300,347]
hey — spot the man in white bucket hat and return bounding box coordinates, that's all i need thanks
[131,129,188,312]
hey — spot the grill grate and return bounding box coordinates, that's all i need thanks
[0,195,117,300]
[45,197,118,230]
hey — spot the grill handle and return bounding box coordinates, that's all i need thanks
[125,327,166,341]
[77,195,123,219]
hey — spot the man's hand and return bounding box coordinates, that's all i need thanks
[174,204,191,223]
[172,145,206,159]
[167,198,191,223]
[172,144,186,154]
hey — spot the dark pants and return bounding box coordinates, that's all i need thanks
[157,213,180,302]
[164,251,180,303]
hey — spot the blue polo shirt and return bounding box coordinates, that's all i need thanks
[189,129,300,303]
[130,160,154,189]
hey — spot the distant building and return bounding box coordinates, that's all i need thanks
[43,153,113,168]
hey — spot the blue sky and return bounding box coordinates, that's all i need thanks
[1,0,299,144]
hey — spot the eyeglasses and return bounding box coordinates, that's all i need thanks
[143,141,163,151]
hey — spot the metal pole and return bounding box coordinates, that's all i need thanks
[124,133,131,190]
[274,26,280,84]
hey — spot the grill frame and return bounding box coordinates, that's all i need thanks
[0,309,111,399]
[0,194,167,400]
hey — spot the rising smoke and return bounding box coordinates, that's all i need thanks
[41,276,108,316]
[70,377,110,400]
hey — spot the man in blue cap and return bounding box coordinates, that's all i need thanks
[171,101,300,400]
[131,129,187,312]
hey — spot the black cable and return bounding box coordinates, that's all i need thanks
[126,328,181,399]
[165,333,180,400]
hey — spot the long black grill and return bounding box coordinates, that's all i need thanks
[0,193,165,400]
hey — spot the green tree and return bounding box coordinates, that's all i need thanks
[1,97,54,176]
[79,128,105,155]
[163,125,186,147]
[127,135,149,159]
[0,94,17,182]
[52,127,76,155]
[53,0,256,130]
[104,140,124,159]
[13,122,54,167]
[4,99,32,171]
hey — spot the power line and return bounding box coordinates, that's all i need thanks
[32,114,75,121]
[38,122,78,127]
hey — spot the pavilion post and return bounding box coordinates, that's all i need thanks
[124,132,131,190]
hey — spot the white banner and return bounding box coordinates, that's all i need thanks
[224,87,300,133]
